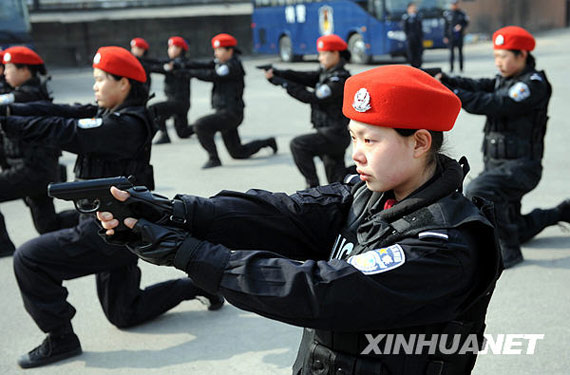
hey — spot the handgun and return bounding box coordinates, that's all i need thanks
[421,67,443,77]
[256,64,274,71]
[48,176,175,231]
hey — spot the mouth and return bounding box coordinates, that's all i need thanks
[356,169,371,181]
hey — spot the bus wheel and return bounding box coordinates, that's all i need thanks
[348,34,371,64]
[279,35,300,62]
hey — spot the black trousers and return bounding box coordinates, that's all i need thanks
[449,39,464,72]
[193,109,272,161]
[406,39,423,68]
[290,132,348,188]
[149,100,191,138]
[465,159,560,254]
[0,164,59,246]
[13,215,204,333]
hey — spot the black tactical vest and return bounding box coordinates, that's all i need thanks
[211,56,245,112]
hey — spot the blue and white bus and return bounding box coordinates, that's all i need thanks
[252,0,448,63]
[0,0,32,49]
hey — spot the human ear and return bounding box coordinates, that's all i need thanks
[413,129,432,159]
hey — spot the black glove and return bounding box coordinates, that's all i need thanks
[125,219,188,266]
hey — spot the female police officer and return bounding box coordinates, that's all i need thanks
[1,46,222,368]
[0,46,59,257]
[437,26,570,268]
[99,65,502,374]
[265,34,351,188]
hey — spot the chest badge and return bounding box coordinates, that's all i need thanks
[78,118,103,129]
[347,244,406,275]
[352,88,371,113]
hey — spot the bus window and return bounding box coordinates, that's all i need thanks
[0,0,31,46]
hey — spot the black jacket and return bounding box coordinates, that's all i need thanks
[168,155,502,374]
[273,61,351,143]
[443,9,469,42]
[147,57,191,104]
[402,13,423,42]
[184,56,245,113]
[443,66,552,161]
[2,101,155,188]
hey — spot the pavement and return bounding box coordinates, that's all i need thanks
[1,28,569,375]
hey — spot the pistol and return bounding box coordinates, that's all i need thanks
[421,67,443,77]
[256,64,274,71]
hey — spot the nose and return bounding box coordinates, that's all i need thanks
[352,143,365,165]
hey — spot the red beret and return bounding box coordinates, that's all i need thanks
[0,51,4,64]
[342,65,461,131]
[168,36,188,51]
[2,46,44,65]
[130,37,149,51]
[493,26,535,51]
[93,46,146,83]
[317,34,347,52]
[211,33,237,48]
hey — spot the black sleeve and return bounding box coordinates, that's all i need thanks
[274,69,320,88]
[178,184,353,260]
[284,76,346,105]
[144,58,171,74]
[9,102,98,118]
[455,77,549,117]
[442,75,496,92]
[188,62,242,83]
[176,227,478,332]
[2,112,146,157]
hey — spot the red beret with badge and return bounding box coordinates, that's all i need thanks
[211,33,238,49]
[168,36,189,51]
[317,34,348,52]
[342,65,461,131]
[2,46,44,65]
[130,37,149,51]
[493,26,535,52]
[92,46,146,83]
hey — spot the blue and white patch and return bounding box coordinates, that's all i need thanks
[508,82,530,102]
[418,230,449,241]
[216,64,230,76]
[329,76,340,82]
[347,244,406,275]
[316,84,332,99]
[0,93,15,105]
[77,118,103,129]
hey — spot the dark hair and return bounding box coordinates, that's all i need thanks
[394,128,444,166]
[340,49,352,62]
[510,50,536,69]
[14,63,47,76]
[224,46,242,55]
[407,2,416,8]
[106,72,149,105]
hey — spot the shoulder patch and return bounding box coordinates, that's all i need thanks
[418,229,449,241]
[316,84,332,99]
[0,93,15,105]
[508,82,531,102]
[216,64,230,77]
[529,73,543,82]
[329,76,341,82]
[77,118,103,129]
[347,244,406,275]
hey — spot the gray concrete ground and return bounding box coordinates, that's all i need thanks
[1,28,569,374]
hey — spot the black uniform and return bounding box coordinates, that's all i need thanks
[147,57,193,142]
[185,55,275,166]
[0,77,59,256]
[0,74,12,94]
[272,61,351,187]
[126,155,501,374]
[402,12,424,68]
[443,8,469,72]
[442,66,557,267]
[2,100,211,338]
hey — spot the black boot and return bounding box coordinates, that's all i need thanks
[267,137,278,154]
[18,332,82,369]
[500,243,524,269]
[197,293,225,311]
[153,130,171,145]
[557,199,570,222]
[0,213,15,258]
[202,158,222,169]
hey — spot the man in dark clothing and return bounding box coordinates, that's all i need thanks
[1,46,223,368]
[0,46,60,258]
[180,33,276,169]
[264,34,351,188]
[148,36,193,144]
[402,2,423,68]
[443,0,469,72]
[438,26,570,268]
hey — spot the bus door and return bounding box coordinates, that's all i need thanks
[280,2,312,61]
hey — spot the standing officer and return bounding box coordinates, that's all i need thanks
[148,36,193,144]
[129,37,153,91]
[0,50,12,94]
[402,2,423,68]
[438,26,570,268]
[443,0,469,73]
[264,34,351,188]
[182,33,277,169]
[99,65,502,374]
[1,46,223,368]
[0,46,59,258]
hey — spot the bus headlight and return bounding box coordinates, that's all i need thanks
[387,31,406,42]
